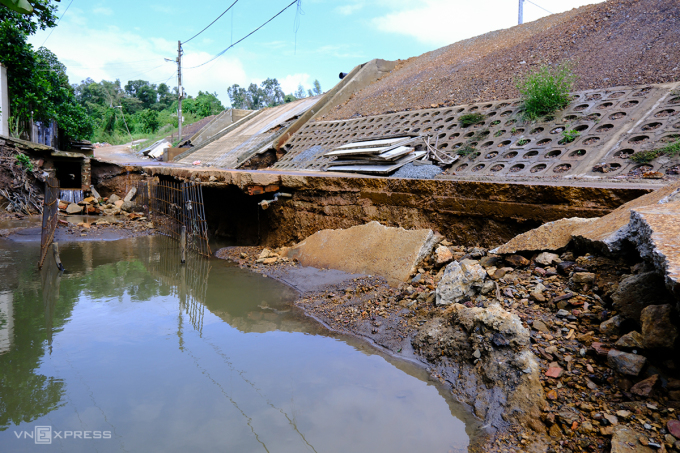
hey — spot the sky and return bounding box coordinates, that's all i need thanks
[28,0,606,107]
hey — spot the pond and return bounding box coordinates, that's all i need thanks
[0,236,477,452]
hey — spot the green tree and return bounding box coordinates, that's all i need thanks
[312,79,322,96]
[294,84,306,99]
[124,79,157,110]
[227,84,247,109]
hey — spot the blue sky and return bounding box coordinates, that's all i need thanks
[28,0,604,106]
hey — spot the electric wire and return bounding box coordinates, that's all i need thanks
[525,0,553,15]
[182,0,239,45]
[40,0,75,47]
[185,0,299,70]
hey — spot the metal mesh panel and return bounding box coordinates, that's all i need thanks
[138,179,211,257]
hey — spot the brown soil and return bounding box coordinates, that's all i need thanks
[216,244,680,453]
[324,0,680,121]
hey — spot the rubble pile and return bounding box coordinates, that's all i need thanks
[56,187,153,237]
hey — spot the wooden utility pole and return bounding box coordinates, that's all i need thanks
[518,0,524,24]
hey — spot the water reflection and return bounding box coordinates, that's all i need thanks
[0,236,478,452]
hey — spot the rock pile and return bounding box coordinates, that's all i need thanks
[58,188,140,217]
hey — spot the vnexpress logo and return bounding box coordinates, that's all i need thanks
[35,426,52,445]
[14,426,111,444]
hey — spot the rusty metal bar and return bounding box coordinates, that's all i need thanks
[39,177,60,269]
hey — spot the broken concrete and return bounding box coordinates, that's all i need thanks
[627,201,680,297]
[572,181,680,254]
[435,260,487,305]
[282,221,438,284]
[492,217,596,254]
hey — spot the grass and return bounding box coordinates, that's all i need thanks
[517,63,576,121]
[459,113,486,127]
[630,139,680,164]
[516,139,530,146]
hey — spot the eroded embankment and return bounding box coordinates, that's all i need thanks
[136,165,652,249]
[216,236,680,453]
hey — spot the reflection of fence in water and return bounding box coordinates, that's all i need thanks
[39,177,60,269]
[146,238,211,336]
[136,179,211,257]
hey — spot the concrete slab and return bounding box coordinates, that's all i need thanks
[177,97,320,168]
[282,221,438,285]
[572,181,680,253]
[491,217,597,254]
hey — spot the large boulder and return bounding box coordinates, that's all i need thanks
[607,350,646,376]
[413,303,545,430]
[612,272,674,322]
[436,259,487,305]
[282,221,439,285]
[640,304,678,349]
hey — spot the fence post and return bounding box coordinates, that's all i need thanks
[180,226,186,264]
[52,242,64,271]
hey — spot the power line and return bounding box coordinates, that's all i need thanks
[40,0,75,47]
[182,0,240,45]
[185,0,299,70]
[525,0,553,15]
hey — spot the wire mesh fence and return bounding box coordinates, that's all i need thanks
[137,179,211,257]
[39,177,60,269]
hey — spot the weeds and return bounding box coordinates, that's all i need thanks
[15,154,33,171]
[630,139,680,164]
[457,144,477,156]
[516,139,530,146]
[459,113,486,127]
[560,129,580,144]
[517,63,576,121]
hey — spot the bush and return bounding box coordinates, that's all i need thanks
[459,113,486,127]
[517,63,576,121]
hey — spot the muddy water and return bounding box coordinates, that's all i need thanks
[0,236,478,452]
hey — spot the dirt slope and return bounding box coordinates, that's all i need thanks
[324,0,680,121]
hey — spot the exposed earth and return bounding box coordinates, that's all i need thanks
[324,0,680,121]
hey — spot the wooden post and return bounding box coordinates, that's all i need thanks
[52,242,64,271]
[180,226,186,264]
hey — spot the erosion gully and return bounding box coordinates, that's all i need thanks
[0,235,481,452]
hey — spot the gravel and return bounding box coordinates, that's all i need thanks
[323,0,680,121]
[391,163,443,179]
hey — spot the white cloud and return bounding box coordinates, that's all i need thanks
[334,2,364,15]
[92,7,113,16]
[28,11,247,104]
[278,73,311,94]
[372,0,607,47]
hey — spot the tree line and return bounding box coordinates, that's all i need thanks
[227,79,322,110]
[0,0,324,145]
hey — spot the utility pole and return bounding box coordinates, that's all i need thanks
[518,0,524,24]
[177,40,183,143]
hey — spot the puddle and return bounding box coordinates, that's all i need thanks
[0,236,478,452]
